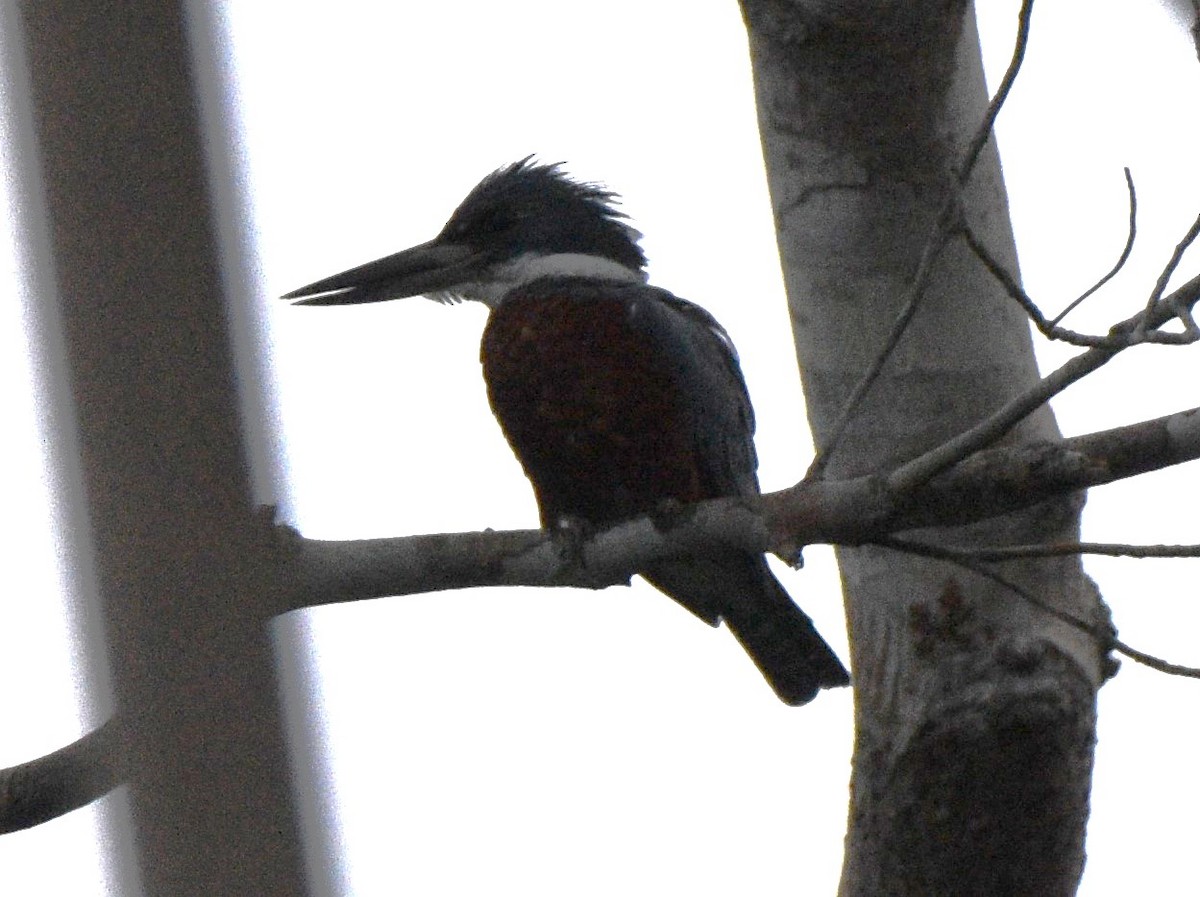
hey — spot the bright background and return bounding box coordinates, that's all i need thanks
[2,2,1199,894]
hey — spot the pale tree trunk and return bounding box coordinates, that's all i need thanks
[741,2,1107,894]
[10,4,313,894]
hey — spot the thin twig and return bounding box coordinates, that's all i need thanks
[883,540,1200,562]
[804,222,954,480]
[886,270,1200,494]
[878,535,1107,633]
[962,225,1115,347]
[805,0,1037,480]
[887,340,1119,493]
[878,536,1200,679]
[1051,167,1137,326]
[963,170,1198,350]
[968,210,1197,351]
[1142,211,1200,321]
[957,0,1037,181]
[1110,638,1200,678]
[964,214,1193,349]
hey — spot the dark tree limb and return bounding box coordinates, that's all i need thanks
[0,720,121,834]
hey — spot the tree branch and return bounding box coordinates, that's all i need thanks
[961,169,1145,349]
[886,272,1200,493]
[288,405,1200,611]
[7,401,1199,836]
[0,719,121,834]
[882,540,1200,561]
[881,404,1200,528]
[1051,167,1137,327]
[876,535,1200,680]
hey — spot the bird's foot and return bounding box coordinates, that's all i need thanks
[647,497,690,532]
[548,515,632,589]
[550,513,593,571]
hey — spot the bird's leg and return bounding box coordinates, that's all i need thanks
[547,514,634,589]
[646,497,690,533]
[549,513,595,573]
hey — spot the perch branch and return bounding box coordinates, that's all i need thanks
[5,401,1200,834]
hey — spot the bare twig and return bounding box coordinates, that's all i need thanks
[957,0,1037,181]
[1142,211,1200,320]
[803,220,955,480]
[887,344,1119,493]
[886,271,1200,494]
[804,1,1037,480]
[963,174,1200,350]
[878,536,1200,679]
[1051,167,1137,327]
[962,225,1117,347]
[1111,637,1200,678]
[813,0,1195,489]
[877,540,1200,562]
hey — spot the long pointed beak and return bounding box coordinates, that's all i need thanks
[281,239,486,306]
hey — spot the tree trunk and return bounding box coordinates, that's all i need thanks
[12,4,313,894]
[741,2,1108,894]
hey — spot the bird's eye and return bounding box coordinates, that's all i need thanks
[478,208,515,235]
[444,208,513,242]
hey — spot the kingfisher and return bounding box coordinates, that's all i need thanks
[283,158,849,705]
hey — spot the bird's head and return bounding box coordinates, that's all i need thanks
[282,157,648,308]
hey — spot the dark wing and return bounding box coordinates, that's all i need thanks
[626,287,850,703]
[623,285,760,501]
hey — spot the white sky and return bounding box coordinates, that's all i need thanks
[2,2,1199,894]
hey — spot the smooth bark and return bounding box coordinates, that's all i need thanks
[741,2,1101,894]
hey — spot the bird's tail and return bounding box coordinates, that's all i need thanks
[645,557,849,706]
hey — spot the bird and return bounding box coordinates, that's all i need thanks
[283,157,849,705]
